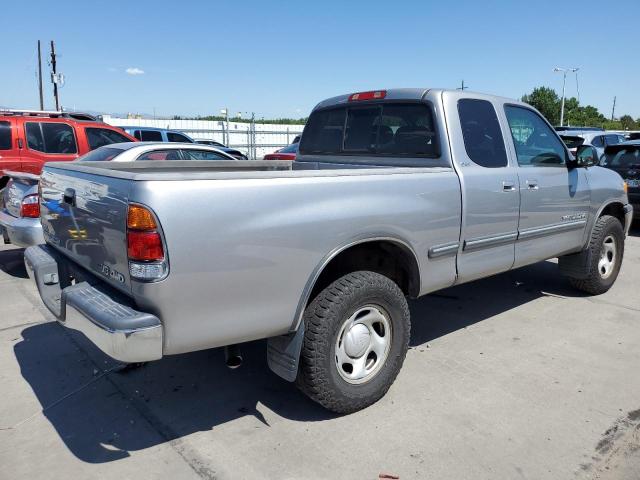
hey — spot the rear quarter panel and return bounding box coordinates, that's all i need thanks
[130,169,462,355]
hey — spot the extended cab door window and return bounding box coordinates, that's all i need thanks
[458,99,508,168]
[0,121,11,150]
[139,130,163,142]
[167,132,192,143]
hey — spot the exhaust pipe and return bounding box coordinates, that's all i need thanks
[224,344,243,369]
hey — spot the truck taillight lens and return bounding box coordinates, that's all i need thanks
[127,230,164,261]
[20,194,40,218]
[127,204,167,280]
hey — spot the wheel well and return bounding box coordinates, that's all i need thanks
[307,240,420,305]
[600,202,625,226]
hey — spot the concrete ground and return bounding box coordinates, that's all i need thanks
[0,229,639,480]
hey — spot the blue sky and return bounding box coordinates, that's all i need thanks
[2,0,639,119]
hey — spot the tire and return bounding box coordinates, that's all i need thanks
[296,271,410,414]
[569,215,624,295]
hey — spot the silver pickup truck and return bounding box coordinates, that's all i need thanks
[25,89,633,413]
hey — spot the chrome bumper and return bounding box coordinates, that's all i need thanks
[24,245,163,363]
[0,209,44,247]
[624,204,634,236]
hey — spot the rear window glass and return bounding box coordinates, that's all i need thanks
[601,147,640,167]
[300,103,438,158]
[0,121,10,150]
[278,143,298,154]
[181,149,229,160]
[26,122,77,154]
[457,99,507,168]
[559,135,585,149]
[78,147,123,162]
[139,130,163,142]
[85,128,131,150]
[167,132,191,142]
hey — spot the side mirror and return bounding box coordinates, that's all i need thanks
[575,145,598,168]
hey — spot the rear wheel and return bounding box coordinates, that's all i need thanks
[569,215,624,295]
[296,271,410,414]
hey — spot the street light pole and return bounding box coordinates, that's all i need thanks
[553,67,579,127]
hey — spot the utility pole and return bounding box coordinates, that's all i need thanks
[611,96,616,121]
[457,80,468,91]
[37,41,44,110]
[50,41,60,111]
[553,67,579,127]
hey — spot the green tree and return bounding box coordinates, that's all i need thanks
[521,87,560,125]
[619,115,638,130]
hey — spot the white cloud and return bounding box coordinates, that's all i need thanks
[125,67,145,75]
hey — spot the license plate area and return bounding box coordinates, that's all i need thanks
[628,179,640,188]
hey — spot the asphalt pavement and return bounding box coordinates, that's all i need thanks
[1,229,639,480]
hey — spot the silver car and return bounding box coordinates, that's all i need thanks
[559,130,625,158]
[0,143,237,247]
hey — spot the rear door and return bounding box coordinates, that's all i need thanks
[503,105,590,268]
[443,92,520,283]
[0,118,21,175]
[21,120,79,174]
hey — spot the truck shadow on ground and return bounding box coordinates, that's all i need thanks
[12,259,592,464]
[0,247,28,278]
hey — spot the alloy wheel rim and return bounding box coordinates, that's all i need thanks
[334,305,392,385]
[598,234,617,279]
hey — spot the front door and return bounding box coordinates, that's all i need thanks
[443,92,520,283]
[502,105,590,268]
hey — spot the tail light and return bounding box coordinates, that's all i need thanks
[127,204,167,281]
[20,194,40,218]
[348,90,386,101]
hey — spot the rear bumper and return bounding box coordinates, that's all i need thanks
[0,209,44,247]
[24,244,163,363]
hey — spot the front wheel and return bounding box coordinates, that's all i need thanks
[569,215,624,295]
[296,271,410,414]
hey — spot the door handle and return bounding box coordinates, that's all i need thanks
[502,181,516,192]
[526,180,539,190]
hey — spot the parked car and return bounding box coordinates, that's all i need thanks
[558,130,624,157]
[0,109,136,186]
[25,88,632,414]
[119,127,249,159]
[600,141,640,222]
[554,126,603,132]
[0,143,237,248]
[263,143,298,160]
[194,139,248,159]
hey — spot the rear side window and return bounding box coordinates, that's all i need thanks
[0,121,11,150]
[300,103,438,157]
[85,128,131,150]
[167,132,191,143]
[591,136,604,148]
[181,149,228,160]
[25,122,77,154]
[457,99,507,168]
[559,135,585,149]
[605,134,621,146]
[139,130,163,142]
[137,149,182,160]
[504,106,566,167]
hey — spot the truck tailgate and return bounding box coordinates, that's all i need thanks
[40,166,133,293]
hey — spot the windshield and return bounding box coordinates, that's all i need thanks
[77,146,123,162]
[559,135,585,149]
[601,147,640,167]
[278,144,298,154]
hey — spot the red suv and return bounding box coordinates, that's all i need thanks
[0,110,136,188]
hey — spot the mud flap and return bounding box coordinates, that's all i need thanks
[267,324,305,382]
[558,248,592,280]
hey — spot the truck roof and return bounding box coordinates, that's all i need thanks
[312,88,527,111]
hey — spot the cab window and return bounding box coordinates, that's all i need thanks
[25,122,77,154]
[139,130,163,142]
[504,106,566,167]
[167,132,191,143]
